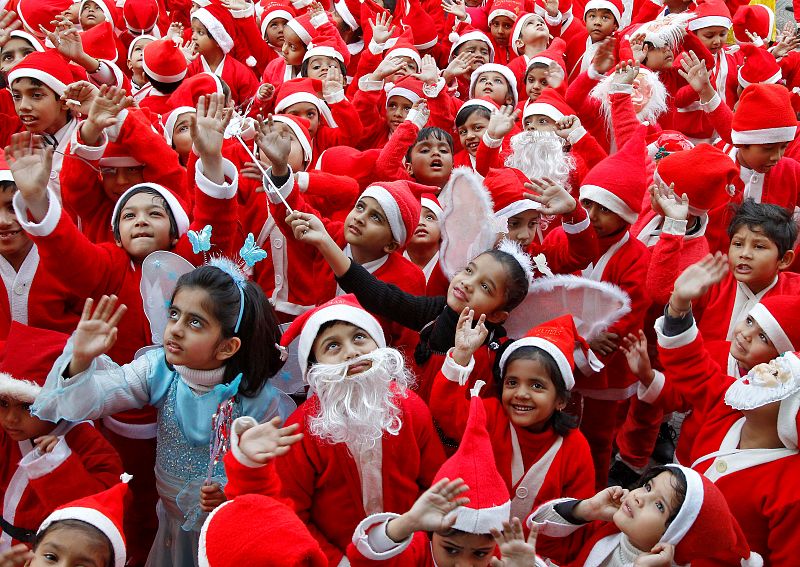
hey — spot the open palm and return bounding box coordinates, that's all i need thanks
[238,417,303,464]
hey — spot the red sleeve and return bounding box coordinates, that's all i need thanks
[59,142,111,235]
[222,451,286,501]
[315,97,365,152]
[646,232,710,305]
[609,91,642,151]
[429,366,472,442]
[301,171,360,220]
[705,98,734,144]
[352,87,386,146]
[374,121,418,181]
[565,71,601,124]
[475,139,504,176]
[535,206,599,274]
[605,245,652,339]
[570,130,607,171]
[404,391,447,488]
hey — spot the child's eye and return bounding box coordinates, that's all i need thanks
[656,501,665,513]
[505,379,517,387]
[190,318,203,329]
[464,266,472,274]
[123,212,135,219]
[759,333,769,344]
[444,547,460,556]
[168,309,179,319]
[474,551,489,558]
[481,282,490,291]
[326,342,340,351]
[0,398,8,408]
[425,214,435,221]
[644,482,652,491]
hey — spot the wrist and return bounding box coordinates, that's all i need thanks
[271,162,289,177]
[451,346,473,367]
[80,121,103,146]
[699,84,715,103]
[385,514,415,543]
[640,369,656,387]
[668,294,691,314]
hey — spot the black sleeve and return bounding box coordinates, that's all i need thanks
[553,500,590,525]
[336,261,446,331]
[662,305,695,337]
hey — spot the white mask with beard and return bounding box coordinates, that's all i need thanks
[305,348,413,450]
[505,130,575,190]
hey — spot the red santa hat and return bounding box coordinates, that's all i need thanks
[192,2,236,53]
[0,322,69,403]
[748,296,800,355]
[731,83,797,144]
[285,11,319,46]
[654,143,739,214]
[400,0,438,50]
[79,0,120,29]
[166,72,224,109]
[198,495,326,567]
[659,465,762,566]
[522,37,567,82]
[738,43,782,88]
[421,193,443,218]
[8,30,46,52]
[619,12,691,61]
[579,127,646,224]
[449,27,495,62]
[385,27,422,71]
[488,0,522,23]
[280,294,386,376]
[163,106,195,146]
[583,0,623,24]
[646,130,694,160]
[359,180,422,245]
[123,0,159,33]
[259,0,296,37]
[272,114,313,164]
[312,145,379,188]
[274,78,337,127]
[17,0,72,38]
[38,477,130,567]
[511,13,545,55]
[7,51,78,97]
[127,33,156,61]
[81,21,118,61]
[485,167,541,219]
[732,3,774,44]
[333,0,361,31]
[0,150,12,183]
[386,75,425,106]
[522,87,573,122]
[143,38,188,83]
[432,383,510,533]
[111,183,191,236]
[303,26,350,66]
[470,63,518,106]
[98,141,144,168]
[687,0,732,31]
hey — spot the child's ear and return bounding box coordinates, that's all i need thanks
[115,239,123,249]
[778,249,795,271]
[404,161,414,177]
[485,309,509,325]
[216,337,242,361]
[515,38,525,51]
[383,240,399,254]
[171,238,179,247]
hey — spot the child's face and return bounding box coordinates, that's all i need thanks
[737,142,788,173]
[614,472,679,551]
[730,314,779,371]
[11,78,68,135]
[407,135,453,188]
[516,15,548,51]
[284,101,320,138]
[456,40,492,72]
[523,113,557,132]
[0,396,56,441]
[505,210,540,248]
[0,187,33,263]
[584,9,617,42]
[489,15,515,46]
[582,198,628,238]
[30,525,112,567]
[127,38,154,74]
[695,26,728,56]
[1,38,37,73]
[282,25,307,66]
[473,71,512,106]
[311,322,379,371]
[386,95,414,132]
[409,206,441,247]
[164,286,239,369]
[80,0,106,29]
[727,225,793,294]
[191,19,221,58]
[457,112,489,156]
[115,192,176,260]
[343,196,396,254]
[447,253,509,322]
[431,531,496,566]
[642,45,674,70]
[305,55,339,81]
[101,164,145,201]
[525,67,550,102]
[502,357,565,431]
[386,56,418,84]
[172,114,195,165]
[264,17,287,47]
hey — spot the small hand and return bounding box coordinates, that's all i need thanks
[769,25,800,58]
[192,93,233,159]
[199,482,226,512]
[286,211,331,248]
[402,478,470,533]
[620,330,654,385]
[180,39,198,63]
[589,331,620,356]
[650,181,688,221]
[672,252,728,304]
[238,416,303,464]
[0,544,34,567]
[591,36,616,74]
[0,10,22,49]
[489,519,538,567]
[634,543,675,567]
[307,1,325,20]
[44,16,85,62]
[486,105,520,139]
[371,56,406,81]
[87,84,135,131]
[369,11,395,46]
[244,160,271,183]
[578,485,629,522]
[413,54,440,85]
[322,65,345,96]
[410,99,430,125]
[554,114,582,139]
[544,0,559,17]
[4,132,54,204]
[70,295,128,373]
[628,32,648,64]
[612,59,639,85]
[453,307,488,364]
[523,178,576,216]
[441,0,467,20]
[255,114,292,174]
[257,83,275,101]
[167,22,184,42]
[34,435,60,453]
[220,0,250,11]
[444,51,474,80]
[62,80,100,116]
[677,50,712,95]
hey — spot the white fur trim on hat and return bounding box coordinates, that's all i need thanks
[39,507,126,567]
[271,115,312,164]
[198,499,235,567]
[142,55,187,83]
[470,63,518,106]
[386,47,422,70]
[738,67,782,89]
[458,99,498,115]
[111,182,190,236]
[298,304,386,376]
[420,197,443,218]
[584,0,621,23]
[361,185,405,244]
[452,500,511,533]
[489,8,517,22]
[275,92,338,128]
[7,68,67,96]
[99,156,144,168]
[579,184,638,224]
[261,9,293,38]
[498,336,575,389]
[512,13,544,55]
[523,101,565,122]
[386,86,421,105]
[449,30,495,62]
[303,44,346,64]
[749,303,795,354]
[126,33,156,62]
[9,30,45,52]
[0,373,41,402]
[661,465,703,546]
[495,199,542,220]
[192,8,234,53]
[286,18,312,45]
[334,0,358,30]
[731,125,796,144]
[414,36,438,50]
[687,15,732,31]
[163,106,195,146]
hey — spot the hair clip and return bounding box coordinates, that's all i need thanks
[188,224,213,257]
[239,233,268,267]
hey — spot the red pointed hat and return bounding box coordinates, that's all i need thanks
[198,495,327,567]
[432,384,510,533]
[488,0,523,23]
[386,75,425,106]
[303,24,350,66]
[660,465,762,566]
[583,0,623,24]
[38,477,131,567]
[280,294,386,376]
[8,30,46,53]
[738,43,782,88]
[579,126,647,224]
[748,295,800,354]
[399,0,438,50]
[732,3,774,43]
[333,0,361,31]
[688,0,732,31]
[272,114,313,165]
[81,21,118,61]
[524,37,567,77]
[192,1,236,53]
[485,167,541,219]
[111,183,190,236]
[143,38,189,84]
[654,143,739,213]
[123,0,159,33]
[646,130,694,161]
[0,322,69,403]
[166,72,224,109]
[274,78,337,127]
[285,10,323,47]
[259,0,296,37]
[17,0,72,38]
[421,193,443,218]
[359,180,423,246]
[7,51,81,97]
[522,87,574,122]
[385,26,422,71]
[732,84,797,144]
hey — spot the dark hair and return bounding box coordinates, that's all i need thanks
[300,56,348,79]
[404,127,455,160]
[0,181,15,192]
[523,61,549,82]
[492,343,577,435]
[437,526,495,539]
[382,0,397,13]
[635,465,688,528]
[112,187,179,242]
[306,319,367,366]
[476,249,529,312]
[172,266,285,396]
[727,198,797,257]
[35,519,114,567]
[143,73,183,94]
[455,104,492,129]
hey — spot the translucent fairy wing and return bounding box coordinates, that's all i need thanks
[438,167,498,280]
[140,251,195,345]
[503,274,632,340]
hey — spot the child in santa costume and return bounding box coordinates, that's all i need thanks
[563,0,621,82]
[528,463,762,566]
[126,34,157,100]
[576,128,653,489]
[0,322,123,554]
[257,0,297,70]
[138,37,190,116]
[444,27,495,102]
[347,383,545,567]
[509,18,566,106]
[468,63,518,107]
[404,194,443,285]
[485,0,523,66]
[244,295,446,565]
[0,29,45,76]
[430,312,598,563]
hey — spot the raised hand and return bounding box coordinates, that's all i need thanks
[369,11,395,45]
[238,416,303,464]
[677,50,712,97]
[634,543,675,567]
[575,485,629,522]
[650,181,688,221]
[257,83,275,101]
[371,55,406,81]
[62,80,100,116]
[387,478,470,541]
[44,16,86,63]
[444,51,474,81]
[544,0,559,16]
[0,10,22,49]
[68,296,128,377]
[770,24,800,58]
[628,32,648,64]
[307,1,325,19]
[453,307,488,365]
[591,36,616,74]
[441,0,467,21]
[167,22,184,42]
[489,519,539,567]
[220,0,250,11]
[180,39,198,63]
[322,64,345,95]
[285,210,332,248]
[414,54,440,85]
[620,330,654,385]
[5,132,54,209]
[487,105,520,139]
[410,99,430,125]
[83,84,135,144]
[612,59,639,85]
[255,115,292,175]
[671,252,728,314]
[199,483,226,512]
[0,544,33,567]
[589,331,620,356]
[524,178,577,216]
[192,93,231,160]
[554,115,582,140]
[33,434,60,454]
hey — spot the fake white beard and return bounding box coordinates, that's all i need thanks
[306,348,413,450]
[505,130,575,189]
[589,71,668,129]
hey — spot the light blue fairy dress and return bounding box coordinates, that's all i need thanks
[31,341,295,567]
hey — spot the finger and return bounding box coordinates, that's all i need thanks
[107,303,128,328]
[80,297,94,321]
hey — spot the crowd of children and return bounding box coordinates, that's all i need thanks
[0,0,799,563]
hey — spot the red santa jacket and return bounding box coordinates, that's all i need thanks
[186,55,259,106]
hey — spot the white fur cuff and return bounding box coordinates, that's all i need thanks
[229,416,264,468]
[442,349,475,386]
[638,370,665,404]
